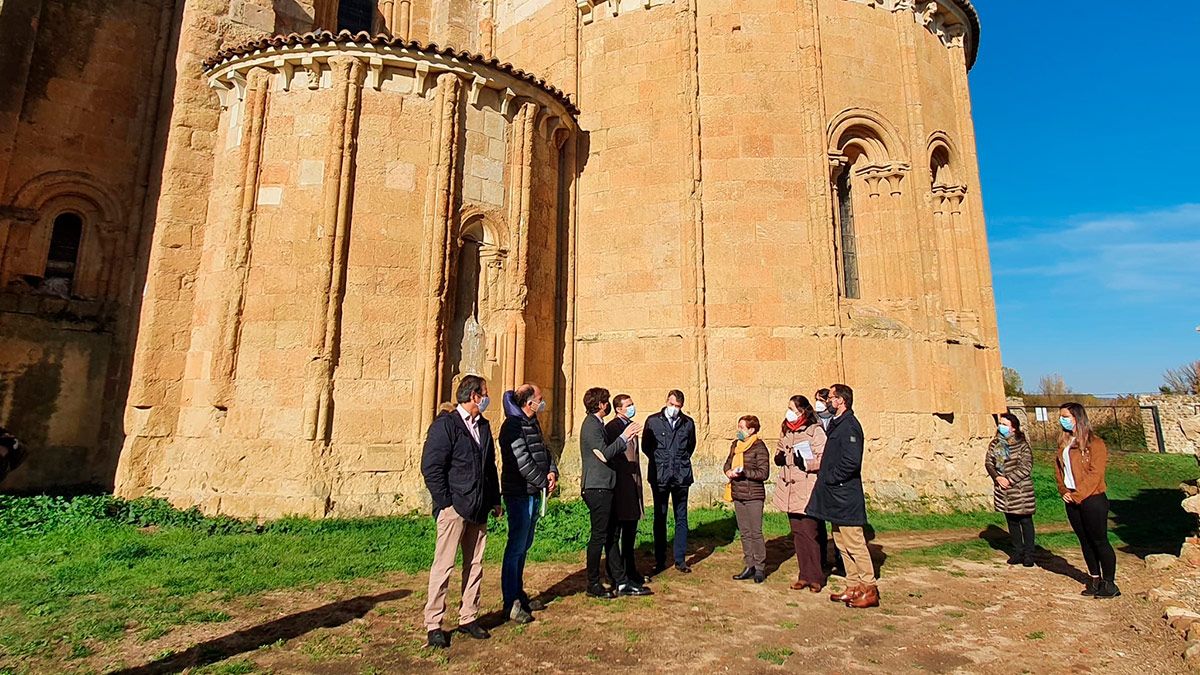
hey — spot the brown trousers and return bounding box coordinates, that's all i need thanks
[733,499,766,569]
[789,514,826,586]
[831,524,876,587]
[423,507,488,631]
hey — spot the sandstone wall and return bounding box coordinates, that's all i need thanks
[116,30,577,517]
[0,0,172,491]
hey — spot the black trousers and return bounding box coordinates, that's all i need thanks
[652,484,689,567]
[1004,513,1036,557]
[583,488,627,587]
[616,519,642,584]
[1065,493,1116,582]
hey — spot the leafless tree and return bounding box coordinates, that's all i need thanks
[1039,373,1071,396]
[1162,361,1200,395]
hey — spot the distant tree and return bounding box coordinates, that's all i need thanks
[1038,373,1071,396]
[1162,361,1200,395]
[1002,366,1025,397]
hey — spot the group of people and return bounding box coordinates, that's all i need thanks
[987,402,1119,598]
[417,374,1121,650]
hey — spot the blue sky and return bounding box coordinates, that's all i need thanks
[969,2,1200,395]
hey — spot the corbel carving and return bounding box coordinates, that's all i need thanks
[578,0,595,24]
[855,161,910,197]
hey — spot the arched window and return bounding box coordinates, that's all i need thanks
[44,212,83,294]
[337,0,374,33]
[834,164,860,299]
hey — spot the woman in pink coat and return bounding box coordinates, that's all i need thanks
[772,395,828,591]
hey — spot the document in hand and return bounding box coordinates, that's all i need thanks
[792,441,814,462]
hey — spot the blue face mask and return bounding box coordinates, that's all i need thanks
[997,425,1011,438]
[478,396,490,413]
[1059,416,1074,432]
[625,405,637,419]
[736,430,748,442]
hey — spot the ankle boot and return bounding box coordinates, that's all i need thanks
[1081,576,1100,596]
[732,566,755,580]
[847,585,879,608]
[1093,580,1121,599]
[790,576,810,591]
[753,568,766,584]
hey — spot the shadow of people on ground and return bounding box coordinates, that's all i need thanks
[864,524,888,576]
[1110,488,1190,557]
[682,514,738,570]
[763,536,796,579]
[978,523,1090,584]
[111,589,410,675]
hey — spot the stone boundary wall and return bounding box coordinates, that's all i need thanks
[1139,395,1200,455]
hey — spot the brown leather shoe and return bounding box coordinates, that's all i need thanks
[808,581,823,593]
[847,585,879,609]
[790,578,810,591]
[829,585,860,603]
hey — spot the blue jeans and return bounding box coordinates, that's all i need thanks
[502,493,541,611]
[652,485,689,566]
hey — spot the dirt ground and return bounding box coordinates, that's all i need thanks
[92,529,1191,675]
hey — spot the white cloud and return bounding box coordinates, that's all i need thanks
[989,203,1200,299]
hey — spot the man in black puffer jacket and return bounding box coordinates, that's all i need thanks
[498,383,558,624]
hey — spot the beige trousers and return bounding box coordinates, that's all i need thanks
[423,507,488,631]
[831,524,876,587]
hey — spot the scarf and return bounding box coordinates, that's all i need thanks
[990,435,1010,472]
[724,433,759,502]
[784,418,805,433]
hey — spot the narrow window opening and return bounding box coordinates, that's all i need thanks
[835,167,860,299]
[44,212,83,294]
[337,0,374,33]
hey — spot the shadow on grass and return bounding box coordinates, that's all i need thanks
[1110,488,1191,557]
[978,523,1090,584]
[111,589,410,675]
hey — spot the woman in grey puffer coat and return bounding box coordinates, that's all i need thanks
[986,412,1036,566]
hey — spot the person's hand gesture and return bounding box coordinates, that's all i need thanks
[547,471,558,493]
[996,476,1011,490]
[623,422,642,440]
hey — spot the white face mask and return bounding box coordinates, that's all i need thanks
[785,409,801,423]
[665,405,680,418]
[813,401,827,413]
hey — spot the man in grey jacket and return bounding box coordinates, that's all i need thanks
[580,387,650,598]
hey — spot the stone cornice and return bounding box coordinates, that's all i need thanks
[203,30,579,117]
[844,0,980,69]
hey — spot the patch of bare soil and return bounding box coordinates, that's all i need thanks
[92,532,1188,675]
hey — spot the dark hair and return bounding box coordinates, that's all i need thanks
[782,395,816,435]
[738,415,761,434]
[613,394,632,411]
[1060,402,1094,463]
[513,383,536,409]
[815,388,830,402]
[999,412,1026,443]
[667,389,685,406]
[584,387,611,415]
[829,383,853,410]
[456,375,486,404]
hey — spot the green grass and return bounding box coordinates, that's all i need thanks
[0,449,1194,665]
[756,647,795,665]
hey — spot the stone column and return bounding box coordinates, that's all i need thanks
[303,56,366,442]
[211,67,270,408]
[414,73,463,434]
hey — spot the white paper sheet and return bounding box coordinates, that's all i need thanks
[793,441,814,462]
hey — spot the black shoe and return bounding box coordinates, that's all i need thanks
[1006,554,1022,565]
[586,584,615,599]
[651,563,667,577]
[753,568,766,584]
[525,598,547,612]
[675,563,693,574]
[456,622,490,640]
[1021,554,1035,568]
[733,566,755,580]
[1081,577,1101,596]
[619,584,653,596]
[1093,580,1121,599]
[426,629,449,649]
